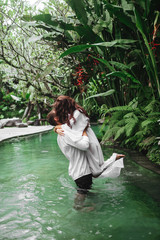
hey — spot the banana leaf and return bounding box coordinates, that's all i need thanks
[65,0,88,25]
[60,39,137,58]
[105,71,141,84]
[86,89,115,99]
[23,14,103,43]
[103,2,136,30]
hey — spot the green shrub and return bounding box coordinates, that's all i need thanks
[101,98,160,164]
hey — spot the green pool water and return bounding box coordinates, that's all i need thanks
[0,128,160,240]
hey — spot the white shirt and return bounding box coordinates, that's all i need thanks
[57,135,91,180]
[57,110,124,180]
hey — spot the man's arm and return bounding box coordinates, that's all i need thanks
[54,125,89,151]
[66,129,89,151]
[65,134,89,151]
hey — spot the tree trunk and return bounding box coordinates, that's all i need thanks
[26,103,34,121]
[22,102,30,120]
[37,102,42,124]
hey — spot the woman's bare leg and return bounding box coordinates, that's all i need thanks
[74,192,95,212]
[74,193,86,210]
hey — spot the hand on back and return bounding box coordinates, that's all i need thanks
[54,125,64,136]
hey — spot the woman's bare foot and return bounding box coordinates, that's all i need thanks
[116,154,125,160]
[80,205,95,212]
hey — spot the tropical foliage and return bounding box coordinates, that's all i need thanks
[101,98,160,164]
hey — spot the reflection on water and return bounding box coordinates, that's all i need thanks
[0,130,160,240]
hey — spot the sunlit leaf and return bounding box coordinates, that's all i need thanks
[65,0,88,25]
[27,35,43,43]
[41,63,54,79]
[86,89,115,99]
[10,95,21,101]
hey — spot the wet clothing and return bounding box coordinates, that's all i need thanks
[75,174,93,194]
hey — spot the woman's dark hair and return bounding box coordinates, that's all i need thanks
[52,95,89,127]
[47,109,57,126]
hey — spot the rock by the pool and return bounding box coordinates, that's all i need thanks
[0,118,22,128]
[15,122,28,128]
[27,121,34,126]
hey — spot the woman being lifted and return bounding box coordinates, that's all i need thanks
[47,95,124,209]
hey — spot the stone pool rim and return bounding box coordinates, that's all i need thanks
[0,125,54,143]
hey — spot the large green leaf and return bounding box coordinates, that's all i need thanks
[92,0,101,17]
[136,0,151,17]
[114,126,125,140]
[103,2,136,30]
[60,39,137,58]
[65,0,88,25]
[105,71,141,84]
[27,35,43,43]
[74,25,103,43]
[89,57,140,84]
[109,61,130,70]
[134,8,160,96]
[86,89,115,99]
[94,39,137,46]
[60,44,94,58]
[23,14,103,44]
[23,14,75,31]
[91,56,115,72]
[10,95,21,101]
[105,71,127,82]
[121,0,133,11]
[123,71,141,84]
[134,7,148,36]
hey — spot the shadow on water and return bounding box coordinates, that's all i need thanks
[0,129,160,240]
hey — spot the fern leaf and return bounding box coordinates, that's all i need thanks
[106,105,132,113]
[141,119,153,128]
[125,135,140,147]
[148,112,160,117]
[124,112,137,119]
[114,126,125,140]
[125,118,139,137]
[128,98,138,109]
[135,130,144,137]
[144,100,160,113]
[140,136,156,148]
[114,119,125,127]
[102,126,120,141]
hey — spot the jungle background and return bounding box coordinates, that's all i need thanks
[0,0,160,164]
